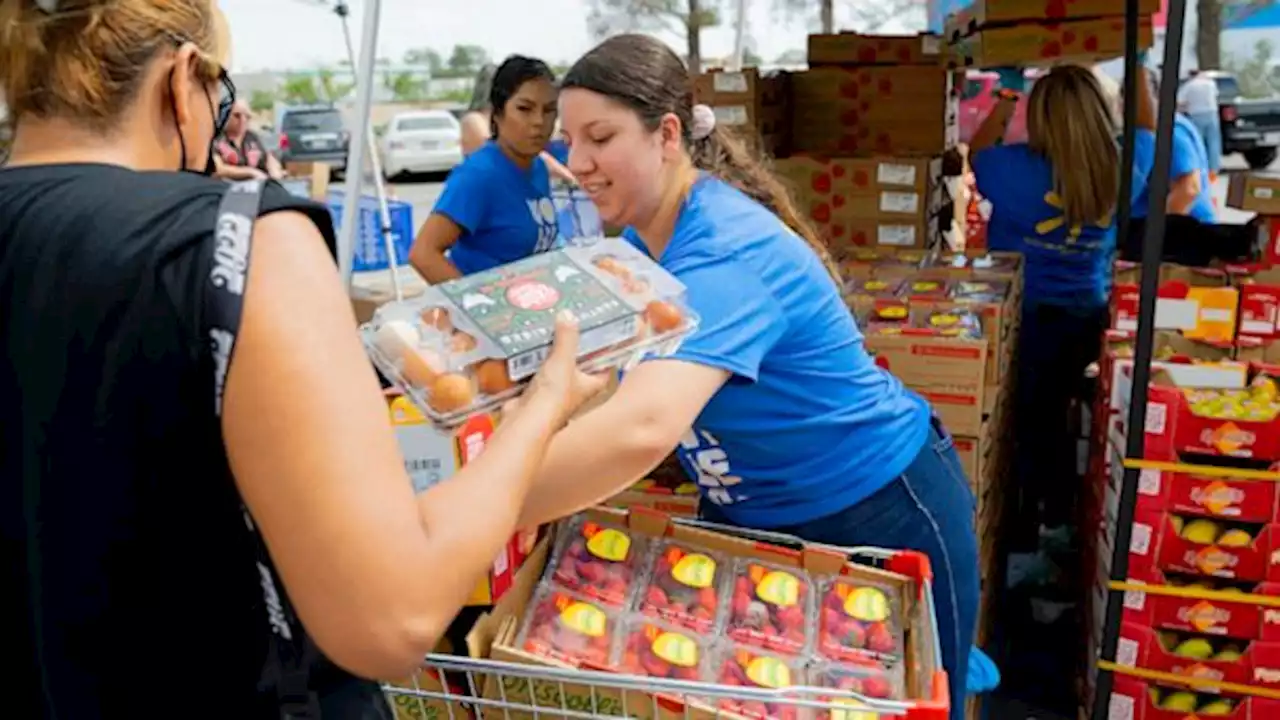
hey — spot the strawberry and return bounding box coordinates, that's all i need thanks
[866,622,896,654]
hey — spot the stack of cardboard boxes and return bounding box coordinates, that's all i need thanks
[692,68,788,158]
[774,33,960,257]
[843,247,1023,664]
[944,0,1157,69]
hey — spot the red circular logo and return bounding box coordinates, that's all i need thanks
[506,281,560,311]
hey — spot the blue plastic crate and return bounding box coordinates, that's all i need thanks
[328,192,416,273]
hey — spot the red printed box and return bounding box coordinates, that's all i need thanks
[1133,467,1280,525]
[1140,380,1280,463]
[1119,567,1280,643]
[1126,508,1273,583]
[1117,622,1252,686]
[1109,674,1277,720]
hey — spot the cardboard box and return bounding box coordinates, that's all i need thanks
[387,395,533,607]
[807,32,945,67]
[466,508,948,720]
[946,16,1154,69]
[283,161,332,201]
[789,67,958,156]
[1228,173,1280,215]
[694,68,789,157]
[1111,262,1239,343]
[944,0,1161,37]
[774,156,948,250]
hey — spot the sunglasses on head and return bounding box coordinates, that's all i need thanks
[167,33,237,135]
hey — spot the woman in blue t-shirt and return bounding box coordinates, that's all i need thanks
[409,55,563,281]
[968,65,1137,539]
[515,35,977,719]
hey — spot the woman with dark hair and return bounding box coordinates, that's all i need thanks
[515,34,978,719]
[410,54,567,281]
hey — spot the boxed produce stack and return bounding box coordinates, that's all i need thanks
[1081,341,1280,715]
[693,68,788,158]
[781,34,959,257]
[458,507,949,719]
[842,248,1022,645]
[605,453,701,517]
[943,0,1157,69]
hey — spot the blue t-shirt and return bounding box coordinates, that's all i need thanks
[1132,115,1216,224]
[431,141,559,275]
[973,143,1130,308]
[546,138,570,165]
[629,177,931,529]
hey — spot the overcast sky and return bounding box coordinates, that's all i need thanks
[219,0,927,72]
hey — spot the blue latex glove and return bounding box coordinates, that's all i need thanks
[967,646,1001,695]
[994,67,1026,93]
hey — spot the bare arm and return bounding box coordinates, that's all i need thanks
[541,151,576,185]
[265,152,286,181]
[223,212,596,680]
[517,360,729,528]
[409,214,465,283]
[460,112,489,156]
[968,95,1017,155]
[214,156,266,181]
[1167,172,1203,215]
[1137,72,1157,132]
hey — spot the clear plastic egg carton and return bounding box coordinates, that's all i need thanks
[361,237,699,427]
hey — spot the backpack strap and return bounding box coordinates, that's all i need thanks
[208,180,323,720]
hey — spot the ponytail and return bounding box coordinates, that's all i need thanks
[689,126,843,285]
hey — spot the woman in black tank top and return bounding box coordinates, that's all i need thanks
[0,2,605,718]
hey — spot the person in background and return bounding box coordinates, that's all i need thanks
[968,65,1145,547]
[1177,68,1222,180]
[213,99,285,181]
[520,34,977,720]
[410,55,563,281]
[461,63,575,183]
[0,0,605,715]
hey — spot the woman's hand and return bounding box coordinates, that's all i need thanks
[509,311,609,425]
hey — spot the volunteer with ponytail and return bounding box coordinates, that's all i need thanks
[515,34,978,719]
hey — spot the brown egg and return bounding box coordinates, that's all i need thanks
[594,256,632,279]
[401,347,443,388]
[450,331,478,353]
[421,307,453,333]
[428,373,475,413]
[644,300,683,334]
[475,359,517,395]
[621,277,651,295]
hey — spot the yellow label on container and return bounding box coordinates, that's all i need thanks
[559,602,607,637]
[756,571,800,607]
[651,631,699,668]
[672,553,716,589]
[586,528,631,562]
[745,657,791,689]
[877,306,907,320]
[843,586,891,623]
[831,699,880,720]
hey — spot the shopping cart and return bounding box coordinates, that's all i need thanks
[383,517,950,720]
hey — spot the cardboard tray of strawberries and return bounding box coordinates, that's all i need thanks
[452,507,951,720]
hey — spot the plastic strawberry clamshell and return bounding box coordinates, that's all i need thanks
[816,575,905,664]
[361,236,699,428]
[517,586,624,669]
[726,557,817,657]
[637,539,732,635]
[710,642,809,720]
[616,614,716,681]
[545,513,650,610]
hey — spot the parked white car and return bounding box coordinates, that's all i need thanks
[380,110,463,179]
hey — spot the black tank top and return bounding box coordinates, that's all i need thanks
[0,163,382,718]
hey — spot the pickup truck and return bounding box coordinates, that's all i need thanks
[1204,70,1280,169]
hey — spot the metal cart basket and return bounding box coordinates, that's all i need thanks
[383,518,951,720]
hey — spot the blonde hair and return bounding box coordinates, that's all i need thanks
[1026,65,1120,229]
[0,0,225,131]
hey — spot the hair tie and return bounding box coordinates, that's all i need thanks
[35,0,59,12]
[690,104,716,141]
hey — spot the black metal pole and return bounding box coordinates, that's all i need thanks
[1090,0,1188,717]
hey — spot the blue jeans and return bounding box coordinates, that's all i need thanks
[1187,111,1223,172]
[699,418,978,720]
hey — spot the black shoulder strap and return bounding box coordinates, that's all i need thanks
[209,180,323,720]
